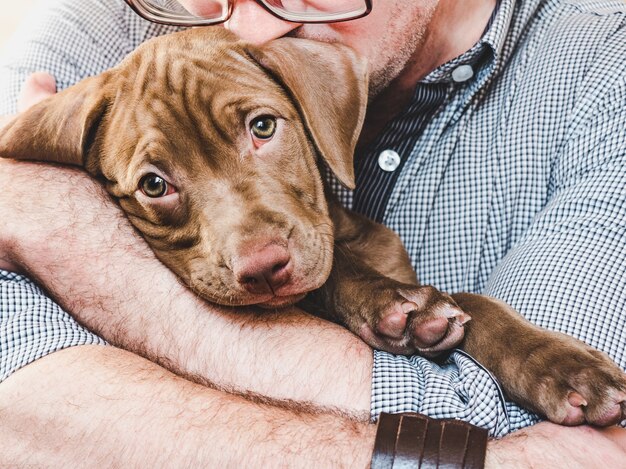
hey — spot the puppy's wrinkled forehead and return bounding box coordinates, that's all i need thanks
[110,29,293,159]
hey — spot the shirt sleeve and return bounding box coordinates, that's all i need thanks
[0,270,108,382]
[371,48,626,436]
[0,0,177,114]
[482,75,626,372]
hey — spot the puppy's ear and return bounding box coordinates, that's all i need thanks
[249,38,368,190]
[0,73,112,167]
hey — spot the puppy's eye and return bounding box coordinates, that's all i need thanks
[140,174,172,198]
[250,115,277,140]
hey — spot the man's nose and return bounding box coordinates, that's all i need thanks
[224,0,301,44]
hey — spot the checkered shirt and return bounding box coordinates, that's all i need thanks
[1,0,625,437]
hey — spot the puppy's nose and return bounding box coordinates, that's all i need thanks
[234,244,292,295]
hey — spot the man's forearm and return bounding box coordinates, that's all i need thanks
[2,346,623,468]
[0,159,372,415]
[0,346,374,467]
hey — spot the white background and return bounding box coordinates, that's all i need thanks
[1,1,40,48]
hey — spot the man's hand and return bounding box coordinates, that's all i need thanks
[487,422,626,468]
[17,71,57,112]
[0,71,56,129]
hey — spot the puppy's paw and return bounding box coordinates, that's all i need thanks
[511,332,626,427]
[355,284,470,356]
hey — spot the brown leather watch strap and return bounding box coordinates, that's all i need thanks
[371,412,488,469]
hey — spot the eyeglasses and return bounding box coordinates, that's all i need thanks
[123,0,372,27]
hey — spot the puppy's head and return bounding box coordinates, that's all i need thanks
[0,28,368,307]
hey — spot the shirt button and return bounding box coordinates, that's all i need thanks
[452,64,474,83]
[378,149,401,172]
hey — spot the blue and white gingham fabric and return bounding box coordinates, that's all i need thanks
[0,270,106,383]
[1,0,625,437]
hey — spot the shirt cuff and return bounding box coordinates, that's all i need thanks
[370,348,541,437]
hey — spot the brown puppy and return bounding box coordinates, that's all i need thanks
[1,28,625,426]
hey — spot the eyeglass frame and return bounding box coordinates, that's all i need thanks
[122,0,373,27]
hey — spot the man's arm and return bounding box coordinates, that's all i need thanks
[0,345,374,467]
[2,346,624,468]
[481,72,626,371]
[0,157,373,415]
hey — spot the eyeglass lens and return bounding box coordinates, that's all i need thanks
[132,0,368,23]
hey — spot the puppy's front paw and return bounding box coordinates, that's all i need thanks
[354,284,471,356]
[510,332,626,426]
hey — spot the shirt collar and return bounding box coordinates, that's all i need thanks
[420,0,517,84]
